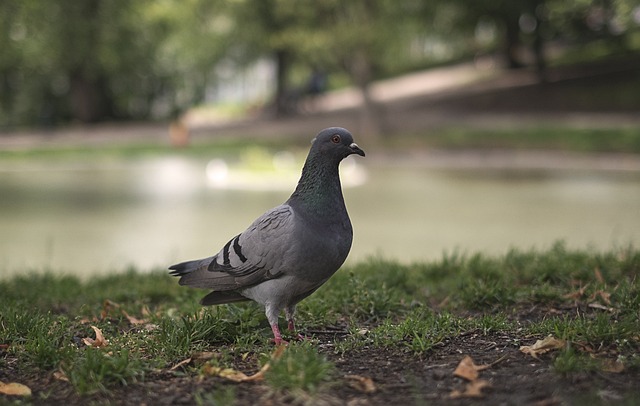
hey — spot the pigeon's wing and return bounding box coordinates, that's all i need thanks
[169,205,295,292]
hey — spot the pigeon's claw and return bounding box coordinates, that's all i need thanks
[271,324,289,346]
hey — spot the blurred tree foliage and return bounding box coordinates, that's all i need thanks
[0,0,637,128]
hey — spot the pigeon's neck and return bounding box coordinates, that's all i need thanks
[288,153,346,219]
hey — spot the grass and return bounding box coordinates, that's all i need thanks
[1,242,639,403]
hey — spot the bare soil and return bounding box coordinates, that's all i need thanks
[3,308,639,405]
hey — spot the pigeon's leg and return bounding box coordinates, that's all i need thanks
[266,303,287,345]
[285,305,306,341]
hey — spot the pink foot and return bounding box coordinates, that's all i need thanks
[271,324,288,346]
[287,320,309,341]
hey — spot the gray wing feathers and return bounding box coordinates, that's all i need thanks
[169,205,296,293]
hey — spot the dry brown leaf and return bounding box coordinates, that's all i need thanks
[563,284,589,300]
[588,303,615,312]
[170,357,192,371]
[82,326,108,348]
[590,290,612,306]
[201,364,268,382]
[53,370,69,382]
[100,299,121,319]
[170,352,218,371]
[453,355,491,381]
[601,359,625,373]
[201,345,284,383]
[520,336,565,359]
[594,268,604,284]
[345,375,377,393]
[449,379,491,399]
[0,381,32,396]
[121,310,147,326]
[192,351,217,361]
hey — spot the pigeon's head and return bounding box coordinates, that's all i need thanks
[312,127,365,160]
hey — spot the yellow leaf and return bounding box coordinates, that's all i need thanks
[453,355,491,381]
[345,375,377,393]
[218,367,251,382]
[200,345,284,383]
[82,326,108,348]
[519,335,565,359]
[0,381,32,396]
[601,359,625,373]
[170,357,192,371]
[449,379,491,398]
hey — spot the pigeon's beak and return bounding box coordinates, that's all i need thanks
[349,143,365,157]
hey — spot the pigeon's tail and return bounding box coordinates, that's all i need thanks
[168,257,213,277]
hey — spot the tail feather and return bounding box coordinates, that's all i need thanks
[168,257,213,277]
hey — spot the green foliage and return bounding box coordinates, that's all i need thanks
[553,345,599,375]
[63,347,144,395]
[3,0,638,126]
[0,307,72,370]
[264,343,334,394]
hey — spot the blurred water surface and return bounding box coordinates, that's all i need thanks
[1,153,639,277]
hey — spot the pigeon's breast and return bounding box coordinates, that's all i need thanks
[288,216,353,282]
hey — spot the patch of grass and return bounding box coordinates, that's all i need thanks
[553,345,600,375]
[263,343,334,395]
[1,243,638,401]
[0,307,72,370]
[62,347,144,395]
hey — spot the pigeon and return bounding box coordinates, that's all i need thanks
[169,127,365,344]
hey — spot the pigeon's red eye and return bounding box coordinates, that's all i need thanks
[331,135,341,144]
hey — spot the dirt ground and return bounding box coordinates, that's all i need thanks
[3,316,639,406]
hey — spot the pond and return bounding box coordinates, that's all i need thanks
[1,151,639,278]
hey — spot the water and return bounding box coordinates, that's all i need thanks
[1,153,639,278]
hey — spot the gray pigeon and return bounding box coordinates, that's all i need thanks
[169,127,365,344]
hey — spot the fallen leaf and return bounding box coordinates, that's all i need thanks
[588,303,615,312]
[170,358,192,371]
[122,310,146,326]
[53,370,69,382]
[100,299,121,319]
[520,336,565,359]
[453,355,491,381]
[141,305,151,317]
[563,284,589,300]
[82,326,108,348]
[0,381,32,396]
[449,379,491,398]
[590,290,612,306]
[192,351,217,361]
[345,375,377,393]
[201,345,284,383]
[170,352,218,371]
[601,359,625,373]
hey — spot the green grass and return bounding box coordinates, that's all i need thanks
[1,242,639,401]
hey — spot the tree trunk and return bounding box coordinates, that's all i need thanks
[69,70,109,123]
[273,49,291,117]
[503,16,524,69]
[349,49,381,139]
